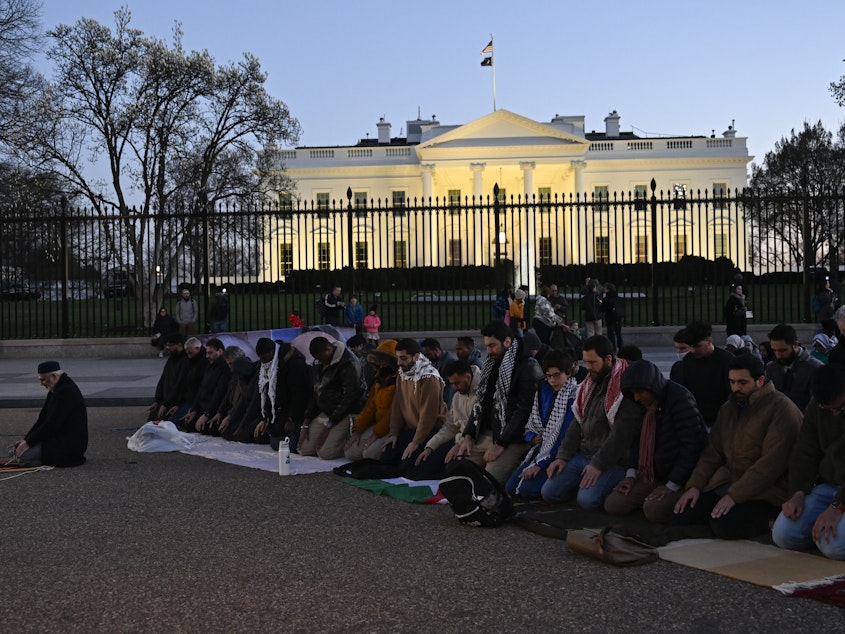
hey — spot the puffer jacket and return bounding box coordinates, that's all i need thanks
[620,360,707,486]
[685,381,802,505]
[305,342,366,424]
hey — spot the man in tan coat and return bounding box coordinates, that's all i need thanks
[673,353,802,539]
[381,338,446,468]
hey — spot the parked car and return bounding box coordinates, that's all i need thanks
[0,281,42,301]
[104,278,134,298]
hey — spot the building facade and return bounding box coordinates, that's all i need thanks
[269,109,752,289]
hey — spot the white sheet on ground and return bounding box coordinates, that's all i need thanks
[127,421,346,475]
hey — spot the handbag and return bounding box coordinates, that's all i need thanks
[565,525,659,567]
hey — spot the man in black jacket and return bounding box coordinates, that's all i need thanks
[249,338,312,450]
[605,359,707,522]
[298,336,365,459]
[9,361,88,467]
[147,334,187,421]
[168,337,206,423]
[676,321,734,430]
[182,338,231,433]
[456,320,543,483]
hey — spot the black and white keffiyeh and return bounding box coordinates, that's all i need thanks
[524,376,578,468]
[399,354,443,392]
[258,342,280,425]
[471,338,519,430]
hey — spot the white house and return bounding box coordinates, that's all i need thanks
[268,109,752,289]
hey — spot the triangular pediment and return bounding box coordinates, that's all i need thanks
[415,109,590,152]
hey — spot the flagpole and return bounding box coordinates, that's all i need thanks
[491,33,496,112]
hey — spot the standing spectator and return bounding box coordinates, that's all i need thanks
[509,289,527,336]
[345,295,364,331]
[547,284,568,323]
[601,282,624,351]
[533,285,565,345]
[208,290,229,334]
[724,284,748,336]
[322,286,345,326]
[175,288,198,336]
[363,306,381,344]
[814,277,838,324]
[151,307,178,357]
[580,279,603,338]
[493,286,513,324]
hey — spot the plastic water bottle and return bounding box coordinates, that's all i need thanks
[278,437,290,476]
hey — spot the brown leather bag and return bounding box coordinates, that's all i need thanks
[565,526,659,567]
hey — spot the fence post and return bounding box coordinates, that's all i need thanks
[493,183,501,266]
[346,187,355,294]
[649,179,660,326]
[60,196,70,339]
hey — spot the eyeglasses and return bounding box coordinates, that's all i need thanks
[545,371,563,379]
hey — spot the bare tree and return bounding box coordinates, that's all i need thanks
[0,0,42,147]
[12,8,300,327]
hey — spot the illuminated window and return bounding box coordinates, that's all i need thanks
[318,242,331,270]
[674,234,687,262]
[448,239,462,266]
[279,242,293,274]
[714,232,728,259]
[595,236,610,264]
[394,240,408,268]
[539,237,553,265]
[355,241,368,268]
[594,185,609,213]
[635,234,648,263]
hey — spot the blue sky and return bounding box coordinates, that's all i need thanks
[37,0,845,167]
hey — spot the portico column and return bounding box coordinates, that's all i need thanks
[471,163,485,265]
[519,162,537,291]
[571,160,586,198]
[420,164,436,265]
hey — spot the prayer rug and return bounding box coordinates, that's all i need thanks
[775,575,845,608]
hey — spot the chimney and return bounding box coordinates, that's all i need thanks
[604,110,620,138]
[377,117,391,144]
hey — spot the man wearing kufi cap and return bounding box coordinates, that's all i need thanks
[8,361,88,467]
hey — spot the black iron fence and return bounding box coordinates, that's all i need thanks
[1,183,843,339]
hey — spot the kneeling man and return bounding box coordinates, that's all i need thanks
[8,361,88,467]
[772,363,845,560]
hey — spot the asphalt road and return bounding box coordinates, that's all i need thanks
[0,406,842,633]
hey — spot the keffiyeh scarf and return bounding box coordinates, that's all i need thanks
[525,376,578,468]
[572,357,628,427]
[399,354,444,392]
[258,342,280,425]
[471,339,520,430]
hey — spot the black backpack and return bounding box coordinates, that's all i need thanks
[438,458,514,527]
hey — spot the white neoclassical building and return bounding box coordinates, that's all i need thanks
[268,109,752,288]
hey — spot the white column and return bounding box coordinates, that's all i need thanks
[420,164,436,265]
[471,163,485,265]
[571,160,586,198]
[518,162,537,291]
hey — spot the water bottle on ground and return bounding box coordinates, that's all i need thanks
[278,436,291,476]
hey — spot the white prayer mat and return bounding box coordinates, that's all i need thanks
[127,421,346,475]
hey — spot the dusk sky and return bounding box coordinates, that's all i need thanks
[37,0,845,170]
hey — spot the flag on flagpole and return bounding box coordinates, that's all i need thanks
[480,57,492,67]
[480,40,493,55]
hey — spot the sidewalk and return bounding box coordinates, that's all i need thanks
[0,346,681,408]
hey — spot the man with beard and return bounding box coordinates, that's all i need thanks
[673,354,802,539]
[183,338,231,433]
[541,335,642,509]
[455,320,543,484]
[147,334,187,421]
[249,337,311,449]
[8,361,88,467]
[764,323,822,412]
[381,338,446,468]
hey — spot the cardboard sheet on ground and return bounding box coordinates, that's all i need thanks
[127,421,345,475]
[658,538,845,591]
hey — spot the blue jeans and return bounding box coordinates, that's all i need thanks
[772,483,845,560]
[506,462,549,501]
[540,453,624,510]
